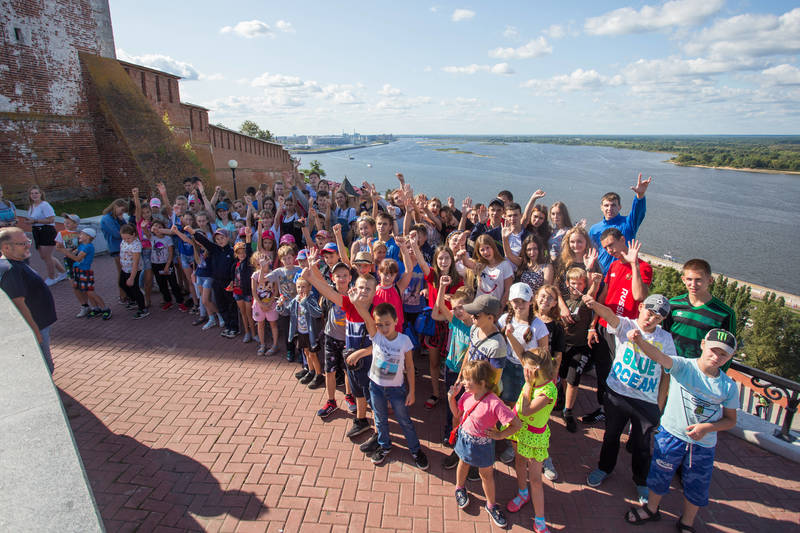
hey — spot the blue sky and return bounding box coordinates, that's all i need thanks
[109,1,800,135]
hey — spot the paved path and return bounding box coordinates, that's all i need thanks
[39,254,800,532]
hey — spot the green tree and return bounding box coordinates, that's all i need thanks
[300,160,326,177]
[650,266,686,299]
[741,293,800,381]
[239,120,273,141]
[710,276,751,333]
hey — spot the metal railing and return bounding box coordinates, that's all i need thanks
[729,361,800,443]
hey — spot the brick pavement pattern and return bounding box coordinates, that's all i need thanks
[42,254,800,532]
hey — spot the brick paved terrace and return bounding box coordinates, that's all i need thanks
[39,254,800,532]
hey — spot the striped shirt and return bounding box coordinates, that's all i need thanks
[664,294,736,370]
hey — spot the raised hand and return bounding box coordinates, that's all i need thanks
[395,172,405,184]
[156,182,167,194]
[439,275,451,287]
[531,189,546,201]
[631,173,652,198]
[583,247,598,271]
[462,196,472,211]
[501,225,513,240]
[131,187,139,198]
[622,239,641,264]
[478,204,489,224]
[627,329,642,344]
[332,223,342,235]
[581,294,598,308]
[504,323,515,338]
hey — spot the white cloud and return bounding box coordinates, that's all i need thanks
[116,49,200,80]
[378,84,403,97]
[423,65,433,72]
[503,25,519,39]
[452,9,475,22]
[429,6,438,13]
[684,8,800,59]
[442,63,514,75]
[490,104,523,115]
[220,20,274,39]
[522,68,623,92]
[375,96,432,110]
[621,56,759,84]
[762,64,800,85]
[199,73,224,81]
[251,72,304,88]
[275,20,295,33]
[584,0,724,36]
[489,37,552,59]
[543,24,566,39]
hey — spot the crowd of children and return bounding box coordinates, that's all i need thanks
[48,170,739,532]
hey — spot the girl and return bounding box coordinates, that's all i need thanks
[215,202,236,234]
[101,198,129,302]
[118,224,148,319]
[0,184,18,228]
[231,239,256,344]
[131,189,155,308]
[23,186,64,284]
[533,284,565,481]
[191,211,221,329]
[251,251,280,356]
[516,234,554,296]
[547,201,573,261]
[410,241,463,409]
[350,215,376,258]
[371,240,387,275]
[555,226,599,322]
[527,204,551,246]
[177,211,196,311]
[447,360,521,528]
[459,234,514,307]
[504,350,558,533]
[150,220,184,310]
[333,189,356,241]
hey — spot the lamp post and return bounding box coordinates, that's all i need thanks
[228,159,238,199]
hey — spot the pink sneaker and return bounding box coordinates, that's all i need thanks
[533,522,551,533]
[506,491,530,513]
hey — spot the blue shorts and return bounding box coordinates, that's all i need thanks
[500,361,525,403]
[197,276,214,289]
[180,254,194,269]
[346,352,372,399]
[647,427,716,507]
[454,429,495,468]
[233,294,252,302]
[141,248,152,270]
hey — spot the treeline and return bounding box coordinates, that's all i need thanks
[428,135,800,173]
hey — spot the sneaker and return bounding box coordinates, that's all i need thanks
[344,394,357,414]
[178,303,190,312]
[564,411,578,433]
[299,371,316,385]
[543,457,558,481]
[133,309,150,319]
[485,504,508,528]
[412,450,430,471]
[189,306,199,315]
[44,277,57,287]
[161,302,173,311]
[636,485,649,505]
[467,466,480,482]
[586,468,609,487]
[317,400,338,418]
[76,306,90,318]
[370,447,391,465]
[286,350,295,362]
[101,309,112,320]
[192,316,207,326]
[455,488,469,509]
[308,374,325,390]
[201,317,217,330]
[581,408,605,424]
[256,344,267,356]
[350,420,373,440]
[499,446,516,464]
[126,302,137,310]
[295,368,309,380]
[220,328,230,337]
[87,308,102,319]
[242,332,252,343]
[443,450,459,470]
[225,330,239,338]
[55,272,67,283]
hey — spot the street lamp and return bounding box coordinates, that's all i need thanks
[228,159,238,199]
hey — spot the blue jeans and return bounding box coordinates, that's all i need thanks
[40,326,53,374]
[369,381,421,454]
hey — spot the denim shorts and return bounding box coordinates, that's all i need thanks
[346,352,372,399]
[233,294,252,302]
[197,276,214,289]
[454,429,495,468]
[180,254,194,269]
[647,427,715,507]
[141,248,152,270]
[500,360,525,403]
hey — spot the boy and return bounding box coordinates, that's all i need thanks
[185,227,237,335]
[303,258,377,439]
[664,259,736,371]
[582,292,675,504]
[433,276,475,469]
[624,328,738,533]
[119,224,149,319]
[347,302,429,469]
[55,213,81,282]
[58,227,111,320]
[279,276,324,389]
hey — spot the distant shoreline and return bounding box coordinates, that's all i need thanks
[668,161,800,175]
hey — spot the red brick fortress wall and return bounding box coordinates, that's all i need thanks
[209,125,293,194]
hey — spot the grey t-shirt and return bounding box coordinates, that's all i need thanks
[324,301,347,340]
[467,326,508,369]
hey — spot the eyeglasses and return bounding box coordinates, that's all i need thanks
[9,238,32,246]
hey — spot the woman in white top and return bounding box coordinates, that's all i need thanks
[458,233,514,307]
[19,186,65,285]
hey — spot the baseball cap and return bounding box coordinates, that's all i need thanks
[332,261,350,273]
[509,282,533,302]
[704,329,737,355]
[280,234,296,245]
[316,230,330,239]
[214,228,228,239]
[488,198,504,209]
[261,230,275,240]
[216,201,229,211]
[321,242,338,254]
[296,249,308,260]
[149,198,161,208]
[62,213,80,224]
[80,227,96,239]
[462,294,502,317]
[238,227,247,237]
[643,294,670,319]
[353,251,373,264]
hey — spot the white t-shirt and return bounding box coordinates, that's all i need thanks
[369,331,415,388]
[477,260,514,301]
[28,201,55,226]
[507,229,524,257]
[607,316,677,404]
[119,239,143,273]
[497,313,549,365]
[150,235,173,264]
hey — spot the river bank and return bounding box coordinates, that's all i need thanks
[668,161,800,175]
[289,141,389,155]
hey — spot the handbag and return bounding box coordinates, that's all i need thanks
[449,392,489,445]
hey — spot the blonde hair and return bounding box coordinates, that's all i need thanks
[277,244,295,259]
[566,266,588,282]
[461,360,499,396]
[520,349,556,383]
[556,226,593,279]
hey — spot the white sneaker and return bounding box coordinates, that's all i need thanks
[55,272,68,282]
[201,317,217,330]
[44,277,56,286]
[543,457,558,481]
[76,306,90,318]
[242,332,252,343]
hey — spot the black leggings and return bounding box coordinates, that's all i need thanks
[119,270,145,310]
[152,263,183,304]
[590,325,615,406]
[212,279,238,332]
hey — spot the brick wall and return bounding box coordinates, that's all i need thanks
[208,126,293,194]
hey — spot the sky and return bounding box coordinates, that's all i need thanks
[109,0,800,135]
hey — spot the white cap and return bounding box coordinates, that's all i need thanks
[80,227,96,239]
[509,282,533,302]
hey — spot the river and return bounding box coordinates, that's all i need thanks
[302,138,800,294]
